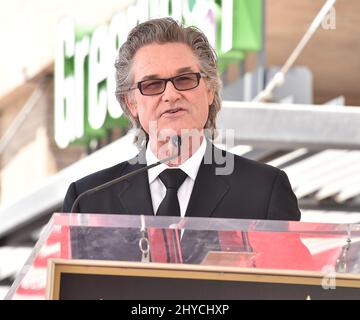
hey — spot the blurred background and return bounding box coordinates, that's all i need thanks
[0,0,359,298]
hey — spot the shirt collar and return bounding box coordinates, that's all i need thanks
[146,137,207,184]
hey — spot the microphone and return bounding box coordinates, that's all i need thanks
[70,135,182,213]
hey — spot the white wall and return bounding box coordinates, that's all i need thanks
[0,0,133,99]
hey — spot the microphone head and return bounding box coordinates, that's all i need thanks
[171,135,182,156]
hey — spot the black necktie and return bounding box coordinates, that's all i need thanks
[156,169,187,216]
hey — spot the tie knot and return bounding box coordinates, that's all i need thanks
[159,169,187,190]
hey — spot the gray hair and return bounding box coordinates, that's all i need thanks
[114,17,222,147]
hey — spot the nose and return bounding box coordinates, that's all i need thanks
[161,80,181,102]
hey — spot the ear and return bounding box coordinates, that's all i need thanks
[207,88,215,107]
[125,93,138,118]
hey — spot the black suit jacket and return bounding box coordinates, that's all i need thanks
[63,142,300,221]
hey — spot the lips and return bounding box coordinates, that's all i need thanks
[161,107,186,117]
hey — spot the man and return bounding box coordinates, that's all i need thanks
[62,17,300,222]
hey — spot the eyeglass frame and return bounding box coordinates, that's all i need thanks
[128,72,204,96]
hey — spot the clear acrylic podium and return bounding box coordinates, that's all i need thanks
[5,213,360,300]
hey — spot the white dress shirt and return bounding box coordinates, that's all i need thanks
[146,138,207,217]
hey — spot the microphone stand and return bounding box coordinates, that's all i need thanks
[70,137,181,213]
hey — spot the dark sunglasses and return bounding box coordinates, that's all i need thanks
[129,72,202,96]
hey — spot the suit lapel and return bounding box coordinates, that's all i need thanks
[185,143,230,218]
[115,149,155,216]
[113,142,229,217]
